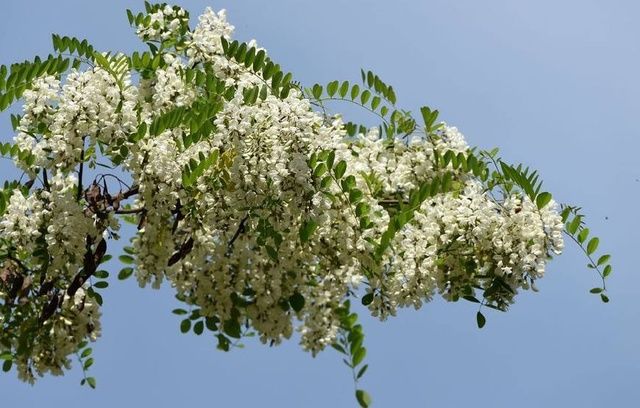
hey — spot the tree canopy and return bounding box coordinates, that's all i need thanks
[0,3,611,406]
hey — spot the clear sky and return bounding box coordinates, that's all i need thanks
[1,1,639,407]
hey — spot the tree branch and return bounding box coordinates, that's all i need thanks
[226,215,249,256]
[66,237,107,299]
[168,237,194,266]
[122,184,139,199]
[42,168,50,191]
[115,207,145,214]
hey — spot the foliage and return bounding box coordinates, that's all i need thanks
[0,2,610,406]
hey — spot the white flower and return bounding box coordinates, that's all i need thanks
[0,5,565,381]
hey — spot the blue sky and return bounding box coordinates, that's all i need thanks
[1,1,639,407]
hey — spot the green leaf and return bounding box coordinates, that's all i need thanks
[193,320,204,335]
[350,84,360,100]
[119,255,134,264]
[577,228,590,244]
[235,42,247,62]
[2,359,12,372]
[355,389,372,408]
[603,265,612,278]
[366,71,374,87]
[356,364,368,379]
[597,254,611,266]
[280,85,291,99]
[205,317,219,331]
[220,36,229,54]
[349,189,363,203]
[226,40,239,58]
[331,343,346,354]
[289,292,305,312]
[320,176,332,189]
[86,377,96,389]
[93,52,110,70]
[342,175,356,190]
[587,237,599,255]
[334,160,347,179]
[313,163,327,178]
[262,60,274,79]
[243,47,256,68]
[601,293,610,303]
[180,319,191,333]
[535,192,552,209]
[120,145,129,157]
[312,84,322,100]
[299,219,318,243]
[326,150,335,169]
[361,293,374,306]
[370,96,381,111]
[567,216,581,235]
[589,287,603,294]
[282,72,293,87]
[223,319,241,338]
[81,348,92,358]
[355,202,370,217]
[271,70,283,90]
[327,80,338,97]
[216,334,230,351]
[476,311,486,329]
[93,281,108,289]
[339,81,349,98]
[93,290,104,305]
[352,347,366,366]
[265,245,278,261]
[253,50,265,71]
[117,267,133,280]
[360,90,371,105]
[83,358,94,370]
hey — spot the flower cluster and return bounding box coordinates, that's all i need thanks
[13,288,101,384]
[135,4,189,43]
[0,174,101,381]
[15,65,137,172]
[0,4,566,383]
[0,190,45,256]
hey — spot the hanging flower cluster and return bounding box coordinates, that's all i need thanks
[0,3,610,402]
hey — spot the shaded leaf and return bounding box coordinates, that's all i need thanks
[361,293,374,306]
[289,292,305,312]
[180,319,191,333]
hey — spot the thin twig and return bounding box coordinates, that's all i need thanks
[226,215,249,254]
[115,207,145,214]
